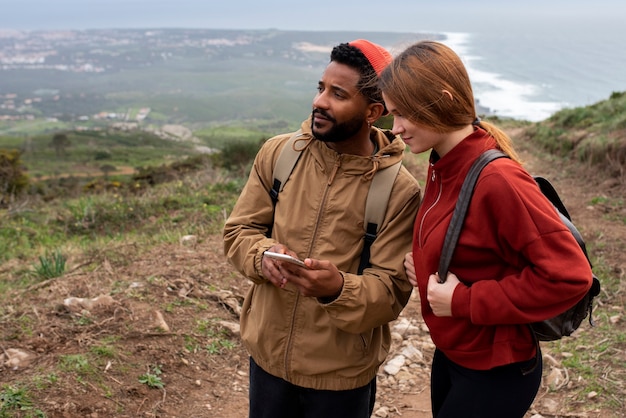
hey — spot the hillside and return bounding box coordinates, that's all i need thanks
[1,95,625,417]
[0,29,437,131]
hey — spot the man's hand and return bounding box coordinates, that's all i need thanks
[262,246,344,298]
[280,258,344,299]
[261,245,295,288]
[404,252,416,287]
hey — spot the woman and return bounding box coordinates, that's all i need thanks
[379,41,593,417]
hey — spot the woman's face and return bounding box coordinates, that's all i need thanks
[383,93,443,155]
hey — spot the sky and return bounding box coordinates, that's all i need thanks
[1,0,624,33]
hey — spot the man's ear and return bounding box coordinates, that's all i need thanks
[367,102,386,123]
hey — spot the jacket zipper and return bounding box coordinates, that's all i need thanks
[284,156,341,380]
[418,166,442,248]
[284,292,300,381]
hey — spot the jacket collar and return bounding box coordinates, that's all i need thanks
[297,117,406,175]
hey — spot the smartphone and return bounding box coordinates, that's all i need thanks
[264,251,307,268]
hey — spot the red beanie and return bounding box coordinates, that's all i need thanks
[348,39,392,76]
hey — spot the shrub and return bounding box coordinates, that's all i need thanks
[214,139,262,174]
[33,250,67,280]
[0,149,29,207]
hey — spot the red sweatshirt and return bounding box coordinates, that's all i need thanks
[413,128,593,370]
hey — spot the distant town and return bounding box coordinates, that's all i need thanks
[0,29,439,126]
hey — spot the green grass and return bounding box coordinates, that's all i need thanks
[58,354,93,377]
[0,385,45,418]
[539,250,625,411]
[0,173,242,264]
[32,250,67,280]
[524,91,626,175]
[0,128,198,180]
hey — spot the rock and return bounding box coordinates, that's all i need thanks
[152,310,170,332]
[391,318,421,335]
[218,320,240,336]
[383,355,406,375]
[374,406,389,417]
[539,398,559,414]
[1,348,37,370]
[180,235,198,247]
[400,344,424,363]
[63,295,116,312]
[545,367,565,389]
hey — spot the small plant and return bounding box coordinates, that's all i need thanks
[90,343,116,358]
[0,385,45,417]
[205,340,235,355]
[33,250,66,280]
[59,354,92,376]
[138,365,164,389]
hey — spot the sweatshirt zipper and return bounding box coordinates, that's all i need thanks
[418,166,442,248]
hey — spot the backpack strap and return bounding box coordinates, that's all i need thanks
[438,149,507,281]
[359,160,402,274]
[269,130,402,274]
[266,130,304,238]
[534,176,571,220]
[270,129,304,204]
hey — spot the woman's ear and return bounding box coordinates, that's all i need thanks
[442,89,453,101]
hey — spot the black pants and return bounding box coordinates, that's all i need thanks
[431,349,542,418]
[248,357,376,418]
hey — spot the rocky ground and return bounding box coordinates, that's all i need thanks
[1,135,624,417]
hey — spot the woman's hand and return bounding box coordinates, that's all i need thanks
[426,272,460,317]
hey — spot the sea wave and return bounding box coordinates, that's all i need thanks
[440,32,563,122]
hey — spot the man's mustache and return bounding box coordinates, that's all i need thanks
[312,109,335,123]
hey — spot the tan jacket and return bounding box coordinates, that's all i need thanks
[223,118,421,390]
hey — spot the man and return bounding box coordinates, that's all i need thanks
[223,39,421,418]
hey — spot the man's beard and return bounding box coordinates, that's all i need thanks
[311,109,365,143]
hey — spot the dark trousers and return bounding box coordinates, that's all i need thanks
[431,348,542,418]
[249,357,376,418]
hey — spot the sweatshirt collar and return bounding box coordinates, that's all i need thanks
[430,127,497,177]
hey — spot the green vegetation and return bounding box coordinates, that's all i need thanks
[0,126,256,262]
[33,250,67,280]
[0,385,45,418]
[138,365,165,389]
[0,149,29,205]
[0,128,199,180]
[196,318,237,355]
[524,91,626,177]
[59,354,93,377]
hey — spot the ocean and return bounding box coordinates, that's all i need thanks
[438,21,626,121]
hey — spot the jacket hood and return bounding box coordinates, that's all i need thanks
[297,117,406,177]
